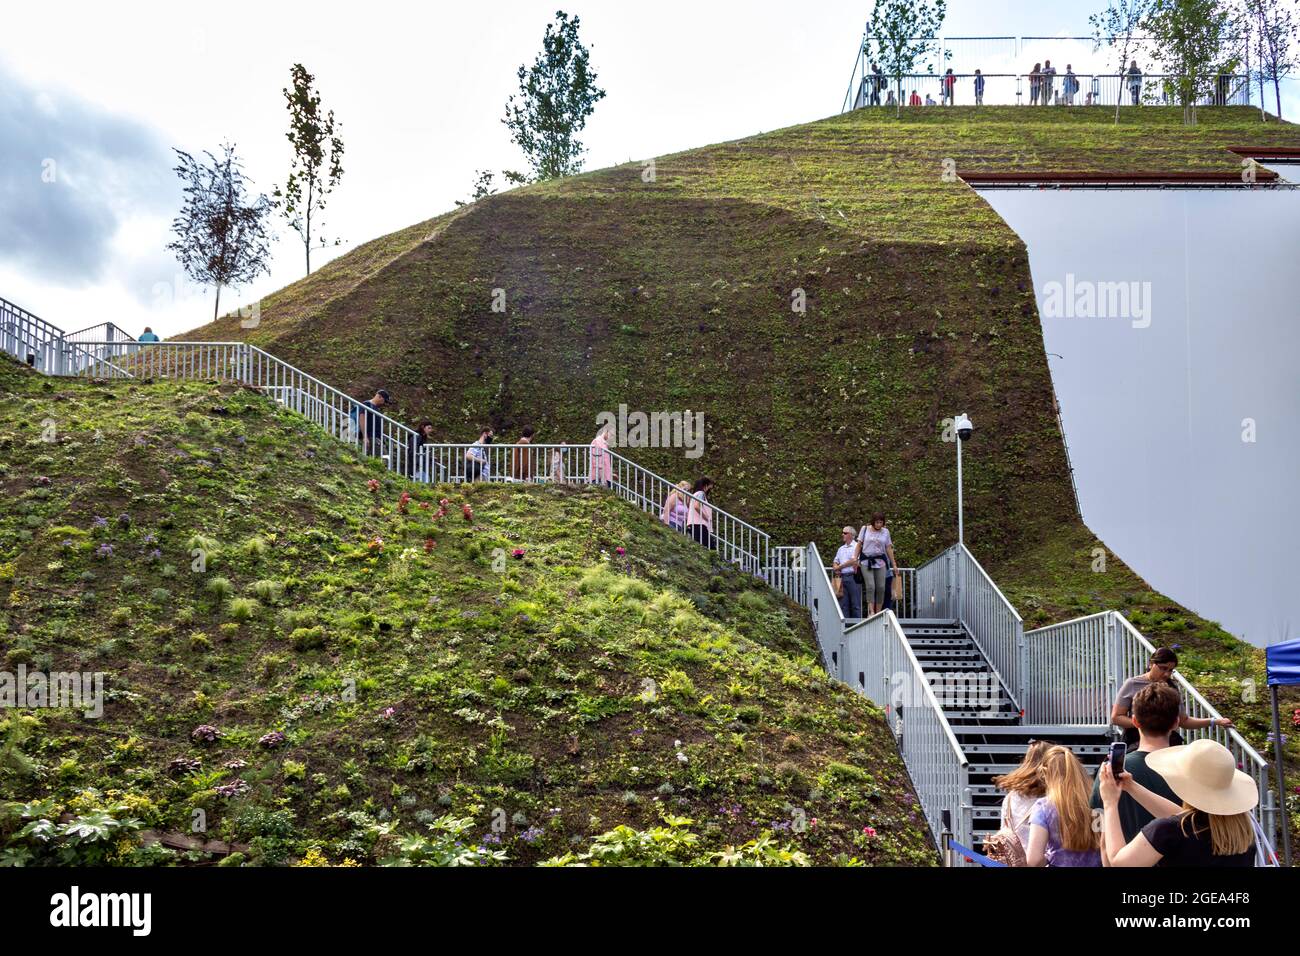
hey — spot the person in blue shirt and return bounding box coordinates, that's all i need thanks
[974,69,985,105]
[138,327,160,343]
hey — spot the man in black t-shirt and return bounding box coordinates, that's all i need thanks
[1091,682,1181,843]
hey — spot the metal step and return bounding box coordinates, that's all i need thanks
[911,659,990,671]
[961,743,1110,757]
[906,637,973,648]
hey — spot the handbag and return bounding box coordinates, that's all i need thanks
[891,573,903,602]
[983,800,1031,867]
[831,574,843,598]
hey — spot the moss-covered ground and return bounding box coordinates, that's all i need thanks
[0,358,936,866]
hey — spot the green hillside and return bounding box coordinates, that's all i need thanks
[173,105,1300,854]
[0,358,935,866]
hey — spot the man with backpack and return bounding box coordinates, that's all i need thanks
[353,388,391,457]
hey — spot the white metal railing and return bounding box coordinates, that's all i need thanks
[849,71,1252,109]
[1024,609,1278,850]
[955,544,1025,711]
[807,542,971,854]
[842,610,971,853]
[766,546,807,607]
[0,299,133,378]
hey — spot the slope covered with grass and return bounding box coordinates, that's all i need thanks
[180,107,1300,566]
[0,358,934,866]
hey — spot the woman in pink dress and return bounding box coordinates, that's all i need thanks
[589,424,613,486]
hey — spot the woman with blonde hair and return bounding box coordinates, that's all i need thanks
[660,480,691,532]
[990,739,1051,853]
[1098,738,1258,867]
[1026,745,1102,866]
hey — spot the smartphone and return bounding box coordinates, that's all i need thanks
[1109,741,1127,779]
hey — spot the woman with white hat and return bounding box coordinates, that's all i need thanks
[1098,738,1258,866]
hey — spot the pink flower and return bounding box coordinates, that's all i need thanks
[862,826,877,838]
[512,548,525,559]
[615,546,626,556]
[381,707,396,719]
[366,479,380,493]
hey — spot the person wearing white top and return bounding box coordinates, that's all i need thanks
[832,526,862,618]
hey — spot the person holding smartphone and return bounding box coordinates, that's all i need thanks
[1091,683,1181,843]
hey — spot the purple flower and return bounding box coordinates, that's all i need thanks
[520,826,543,843]
[60,539,74,550]
[142,533,157,545]
[35,476,52,486]
[224,759,248,770]
[615,547,626,556]
[92,516,108,529]
[116,513,131,529]
[215,779,250,798]
[190,724,220,745]
[95,543,114,559]
[258,730,287,749]
[481,832,503,844]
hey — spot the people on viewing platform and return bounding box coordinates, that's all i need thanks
[924,92,936,106]
[942,68,955,105]
[465,426,493,481]
[833,525,862,618]
[511,426,535,480]
[1098,739,1259,867]
[856,512,898,616]
[660,479,691,532]
[352,388,390,456]
[909,89,922,107]
[1127,60,1143,105]
[1041,60,1056,104]
[1026,746,1103,867]
[685,477,715,550]
[138,326,160,343]
[871,61,884,105]
[1063,65,1078,105]
[987,739,1052,863]
[589,422,613,487]
[1090,683,1181,844]
[973,69,985,105]
[1110,647,1232,748]
[1028,63,1041,105]
[886,88,897,107]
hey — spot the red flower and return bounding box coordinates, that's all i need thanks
[462,504,474,522]
[424,538,436,552]
[398,492,412,514]
[418,501,430,510]
[366,479,380,493]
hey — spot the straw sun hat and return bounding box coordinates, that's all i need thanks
[1144,739,1259,816]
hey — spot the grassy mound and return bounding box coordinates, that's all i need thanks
[0,358,934,866]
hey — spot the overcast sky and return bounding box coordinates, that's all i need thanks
[3,0,1296,336]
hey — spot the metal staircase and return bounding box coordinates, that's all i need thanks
[900,618,1111,844]
[0,294,1280,865]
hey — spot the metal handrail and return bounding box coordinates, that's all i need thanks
[810,542,970,854]
[1024,609,1277,851]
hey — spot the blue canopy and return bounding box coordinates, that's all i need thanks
[1265,637,1300,687]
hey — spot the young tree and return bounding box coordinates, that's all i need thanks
[1247,0,1297,118]
[1143,0,1242,124]
[166,144,275,323]
[274,64,344,275]
[1091,0,1154,123]
[502,10,606,180]
[863,0,948,118]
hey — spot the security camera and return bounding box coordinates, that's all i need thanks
[954,413,973,441]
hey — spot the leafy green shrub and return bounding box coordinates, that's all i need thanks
[290,626,326,651]
[226,597,260,621]
[205,577,233,598]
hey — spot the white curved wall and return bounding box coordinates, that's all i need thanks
[980,178,1300,647]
